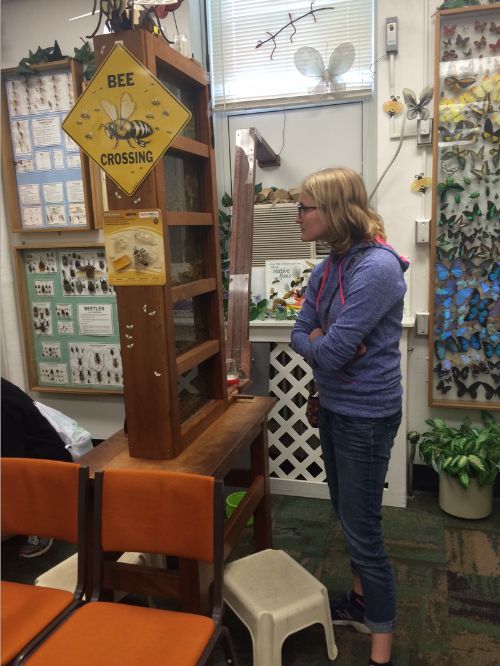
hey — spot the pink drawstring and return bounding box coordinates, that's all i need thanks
[316,261,330,310]
[316,257,346,312]
[338,257,346,306]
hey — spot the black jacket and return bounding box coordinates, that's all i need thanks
[1,378,72,462]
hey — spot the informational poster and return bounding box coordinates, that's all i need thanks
[20,247,122,391]
[103,209,166,286]
[5,68,88,229]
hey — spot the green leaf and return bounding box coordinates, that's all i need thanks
[481,411,495,428]
[458,471,470,489]
[254,183,262,194]
[468,455,485,472]
[454,194,461,205]
[221,192,233,207]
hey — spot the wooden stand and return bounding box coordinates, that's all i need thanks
[93,30,227,459]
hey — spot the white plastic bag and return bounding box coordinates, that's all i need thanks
[34,402,93,460]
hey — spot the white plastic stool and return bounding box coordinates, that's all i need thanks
[224,548,338,666]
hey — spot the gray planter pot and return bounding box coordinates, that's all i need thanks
[439,474,494,519]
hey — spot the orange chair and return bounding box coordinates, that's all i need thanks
[22,469,237,665]
[1,458,88,666]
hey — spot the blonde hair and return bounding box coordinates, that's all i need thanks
[302,167,386,255]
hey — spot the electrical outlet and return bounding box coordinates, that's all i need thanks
[415,218,430,244]
[417,118,433,146]
[385,17,398,54]
[415,313,429,336]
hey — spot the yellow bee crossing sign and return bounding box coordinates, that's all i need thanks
[63,42,191,196]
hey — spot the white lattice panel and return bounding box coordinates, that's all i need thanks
[264,339,408,508]
[268,343,326,482]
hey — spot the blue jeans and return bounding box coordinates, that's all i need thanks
[319,407,402,633]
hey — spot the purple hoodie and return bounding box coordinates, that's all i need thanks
[291,241,409,418]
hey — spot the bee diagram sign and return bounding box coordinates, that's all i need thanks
[62,43,191,196]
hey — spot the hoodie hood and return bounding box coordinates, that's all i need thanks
[326,239,409,308]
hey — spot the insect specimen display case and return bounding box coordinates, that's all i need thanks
[13,244,122,393]
[430,3,500,410]
[92,29,227,458]
[1,59,95,231]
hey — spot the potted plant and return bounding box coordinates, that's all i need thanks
[415,411,500,519]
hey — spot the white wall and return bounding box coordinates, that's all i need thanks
[1,0,488,442]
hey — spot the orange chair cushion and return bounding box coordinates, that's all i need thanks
[24,602,217,666]
[101,470,215,562]
[1,458,80,543]
[1,581,74,665]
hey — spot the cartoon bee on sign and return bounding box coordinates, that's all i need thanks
[100,92,153,148]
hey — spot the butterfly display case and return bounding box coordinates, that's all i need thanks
[430,3,500,410]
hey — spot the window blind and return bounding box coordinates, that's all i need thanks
[207,0,374,110]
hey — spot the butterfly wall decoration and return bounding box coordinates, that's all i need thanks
[403,86,434,119]
[294,42,355,94]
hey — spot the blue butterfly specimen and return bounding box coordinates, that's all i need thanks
[488,262,500,282]
[482,341,500,357]
[465,289,493,324]
[436,258,463,281]
[455,286,475,307]
[457,331,481,351]
[435,337,460,360]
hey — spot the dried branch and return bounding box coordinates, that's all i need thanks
[256,4,334,59]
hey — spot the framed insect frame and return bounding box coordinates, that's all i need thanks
[1,59,96,232]
[429,3,500,410]
[13,243,123,395]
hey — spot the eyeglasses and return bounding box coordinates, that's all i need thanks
[296,203,319,217]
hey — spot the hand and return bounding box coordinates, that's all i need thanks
[308,327,324,341]
[355,341,367,357]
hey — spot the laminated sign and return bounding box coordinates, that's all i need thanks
[62,43,191,196]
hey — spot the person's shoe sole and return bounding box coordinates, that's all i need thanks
[19,538,53,558]
[332,618,372,634]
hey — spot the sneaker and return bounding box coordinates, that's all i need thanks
[330,591,371,634]
[19,536,53,558]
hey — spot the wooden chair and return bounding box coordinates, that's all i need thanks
[1,458,88,666]
[22,469,237,665]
